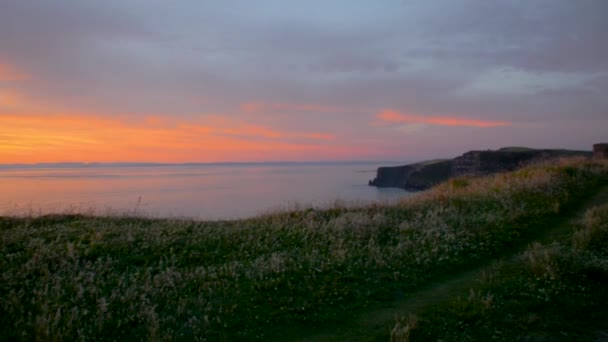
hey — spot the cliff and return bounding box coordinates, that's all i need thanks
[594,143,608,159]
[368,159,452,191]
[369,147,592,191]
[451,148,591,177]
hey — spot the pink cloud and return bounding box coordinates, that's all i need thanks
[377,110,510,128]
[0,62,28,81]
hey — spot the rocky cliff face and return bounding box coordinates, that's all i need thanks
[369,148,592,191]
[368,160,451,191]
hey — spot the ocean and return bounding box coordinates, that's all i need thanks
[0,163,411,220]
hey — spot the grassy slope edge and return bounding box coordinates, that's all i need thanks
[1,157,607,341]
[398,201,608,342]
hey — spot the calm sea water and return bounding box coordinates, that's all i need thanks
[0,163,410,220]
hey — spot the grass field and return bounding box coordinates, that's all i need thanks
[398,201,608,341]
[1,157,607,341]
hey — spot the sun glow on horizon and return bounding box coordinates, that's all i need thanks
[0,114,346,164]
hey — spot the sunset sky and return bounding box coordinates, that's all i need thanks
[1,1,607,163]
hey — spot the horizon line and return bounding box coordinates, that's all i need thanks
[0,160,407,169]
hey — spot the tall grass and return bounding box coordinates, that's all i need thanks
[403,185,608,341]
[1,158,607,340]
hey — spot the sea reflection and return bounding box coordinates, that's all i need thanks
[0,163,410,220]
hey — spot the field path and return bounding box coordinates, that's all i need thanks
[291,184,608,342]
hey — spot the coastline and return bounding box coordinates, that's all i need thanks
[2,157,607,340]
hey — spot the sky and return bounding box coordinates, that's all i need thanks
[1,0,607,163]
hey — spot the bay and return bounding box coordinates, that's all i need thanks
[0,163,410,220]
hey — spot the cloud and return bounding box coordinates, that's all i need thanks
[197,115,333,140]
[395,123,428,134]
[300,132,335,141]
[0,89,27,111]
[377,110,510,128]
[0,1,606,162]
[412,1,608,73]
[0,62,30,112]
[0,62,28,81]
[240,102,347,114]
[2,1,606,119]
[307,54,400,74]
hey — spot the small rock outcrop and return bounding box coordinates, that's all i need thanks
[594,143,608,159]
[369,146,592,191]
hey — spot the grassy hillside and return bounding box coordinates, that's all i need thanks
[1,157,607,341]
[398,202,608,341]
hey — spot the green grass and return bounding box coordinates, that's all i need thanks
[401,202,608,341]
[1,157,608,341]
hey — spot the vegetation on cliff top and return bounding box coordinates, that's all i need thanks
[396,202,608,341]
[1,157,607,341]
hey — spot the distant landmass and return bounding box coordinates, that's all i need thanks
[369,147,593,191]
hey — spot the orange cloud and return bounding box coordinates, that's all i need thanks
[0,90,25,109]
[377,110,510,128]
[241,101,347,114]
[0,114,337,164]
[0,87,43,114]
